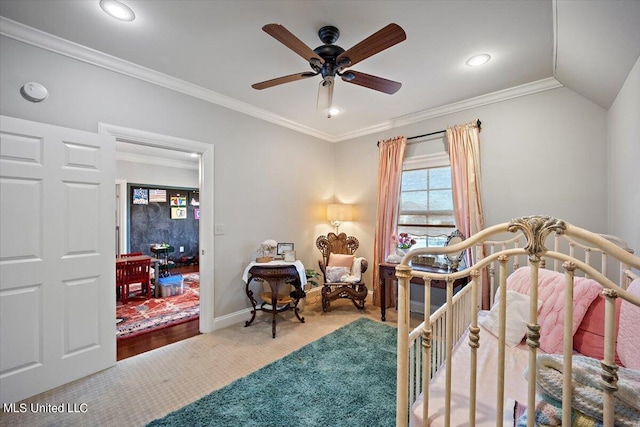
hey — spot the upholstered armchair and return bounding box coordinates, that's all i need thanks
[316,233,368,312]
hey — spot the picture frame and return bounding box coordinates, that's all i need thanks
[171,207,187,219]
[149,189,167,203]
[132,188,148,205]
[189,191,200,206]
[284,250,296,262]
[277,242,294,255]
[170,195,187,207]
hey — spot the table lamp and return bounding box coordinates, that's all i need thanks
[327,204,353,234]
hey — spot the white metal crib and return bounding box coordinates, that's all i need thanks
[395,215,640,427]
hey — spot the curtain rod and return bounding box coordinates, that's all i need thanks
[376,119,482,146]
[407,119,482,141]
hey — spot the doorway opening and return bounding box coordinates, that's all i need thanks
[99,123,214,359]
[117,183,200,358]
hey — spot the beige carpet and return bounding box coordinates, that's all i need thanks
[1,297,414,427]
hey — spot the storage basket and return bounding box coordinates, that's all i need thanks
[157,274,184,297]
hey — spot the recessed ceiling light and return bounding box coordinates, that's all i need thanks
[99,0,135,22]
[466,54,491,67]
[329,107,341,116]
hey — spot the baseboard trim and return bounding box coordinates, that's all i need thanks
[212,308,252,331]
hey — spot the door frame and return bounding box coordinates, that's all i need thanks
[115,179,127,257]
[98,123,215,333]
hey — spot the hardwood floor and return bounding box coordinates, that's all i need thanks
[117,318,200,360]
[117,264,201,361]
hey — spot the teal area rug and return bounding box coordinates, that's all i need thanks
[147,318,397,427]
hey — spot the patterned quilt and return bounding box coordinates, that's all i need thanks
[516,355,640,427]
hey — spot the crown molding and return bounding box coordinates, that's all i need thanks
[392,77,563,128]
[0,17,335,142]
[2,17,562,144]
[334,77,563,141]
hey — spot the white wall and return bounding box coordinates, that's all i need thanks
[2,34,627,321]
[0,36,334,318]
[607,55,640,255]
[334,87,609,288]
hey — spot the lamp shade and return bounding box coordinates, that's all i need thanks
[327,204,353,221]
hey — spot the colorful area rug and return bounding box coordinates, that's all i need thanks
[146,318,397,427]
[116,273,199,340]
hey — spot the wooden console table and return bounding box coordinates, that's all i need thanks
[378,262,468,321]
[242,261,307,338]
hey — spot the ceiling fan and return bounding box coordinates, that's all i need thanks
[252,23,406,116]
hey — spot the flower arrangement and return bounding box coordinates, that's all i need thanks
[259,239,278,257]
[392,233,416,250]
[261,239,277,249]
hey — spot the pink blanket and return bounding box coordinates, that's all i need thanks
[507,267,602,354]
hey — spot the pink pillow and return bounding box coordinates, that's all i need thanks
[617,279,640,369]
[507,267,602,354]
[328,253,354,268]
[573,294,623,365]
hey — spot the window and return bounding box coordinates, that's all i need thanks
[398,154,456,249]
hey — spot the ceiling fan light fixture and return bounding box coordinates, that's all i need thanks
[321,76,334,87]
[253,23,406,105]
[337,58,352,69]
[317,77,334,111]
[341,72,356,82]
[99,0,135,22]
[466,53,491,67]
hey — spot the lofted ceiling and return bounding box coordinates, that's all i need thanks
[1,0,639,144]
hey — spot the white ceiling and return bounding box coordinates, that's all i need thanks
[1,0,639,144]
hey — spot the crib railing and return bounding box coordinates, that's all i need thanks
[396,216,640,427]
[406,283,475,406]
[475,231,635,307]
[478,234,523,306]
[553,233,635,288]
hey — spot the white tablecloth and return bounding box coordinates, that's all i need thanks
[242,260,307,286]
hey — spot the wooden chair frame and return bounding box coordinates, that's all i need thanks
[116,261,128,303]
[124,257,152,302]
[316,232,369,311]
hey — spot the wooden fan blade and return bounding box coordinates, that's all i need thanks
[252,72,317,90]
[341,70,402,94]
[262,24,325,64]
[336,23,406,67]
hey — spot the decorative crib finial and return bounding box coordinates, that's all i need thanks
[508,215,566,256]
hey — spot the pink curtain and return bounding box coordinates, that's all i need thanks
[446,120,489,308]
[373,136,407,307]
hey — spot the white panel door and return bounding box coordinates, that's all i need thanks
[0,115,115,403]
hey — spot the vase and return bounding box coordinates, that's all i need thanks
[396,247,408,257]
